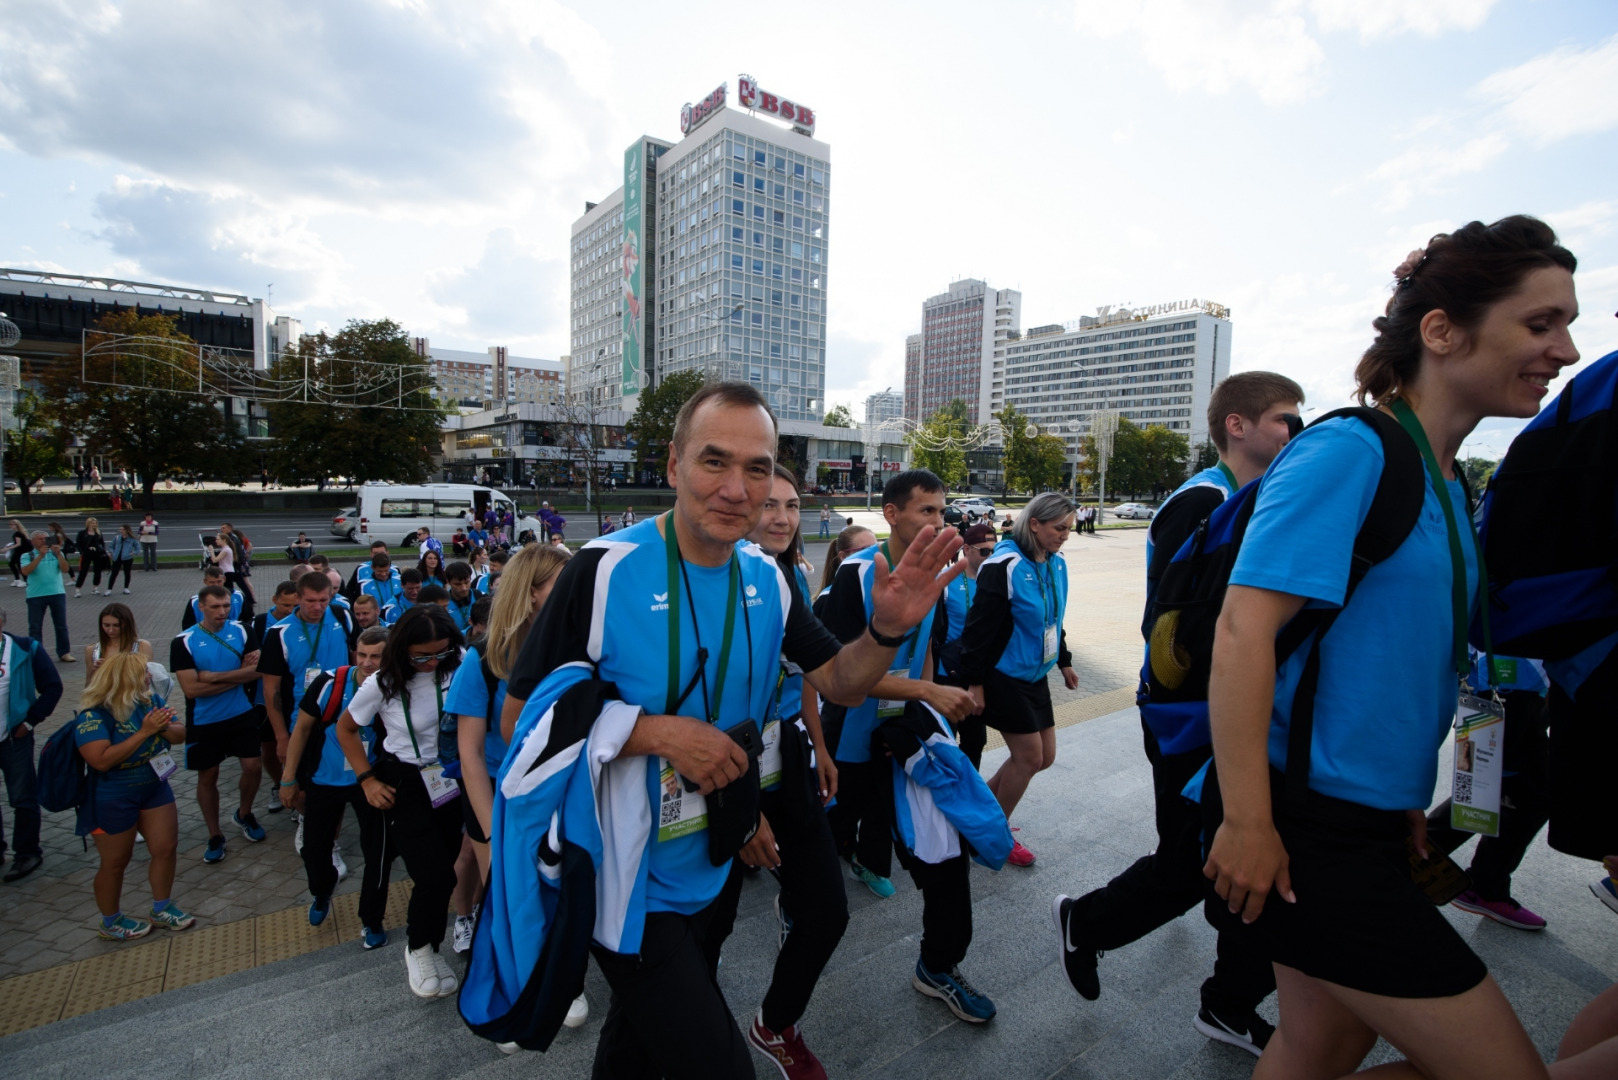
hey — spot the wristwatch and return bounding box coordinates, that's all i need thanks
[866,617,909,648]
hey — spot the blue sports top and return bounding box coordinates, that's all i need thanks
[295,669,377,787]
[444,645,510,775]
[170,620,257,724]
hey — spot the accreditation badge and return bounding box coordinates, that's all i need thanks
[149,751,178,783]
[1043,624,1059,663]
[1449,692,1505,837]
[877,668,909,719]
[759,720,783,790]
[657,757,709,841]
[420,763,460,808]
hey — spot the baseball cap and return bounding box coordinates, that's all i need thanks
[963,523,997,546]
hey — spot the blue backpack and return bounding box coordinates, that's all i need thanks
[36,721,92,815]
[1475,349,1618,660]
[1138,407,1426,799]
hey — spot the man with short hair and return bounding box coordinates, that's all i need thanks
[342,540,393,602]
[475,550,507,597]
[443,562,475,633]
[0,609,63,882]
[305,554,348,606]
[359,553,401,613]
[417,527,442,561]
[1053,371,1303,1056]
[181,566,243,631]
[348,595,381,651]
[258,573,355,801]
[621,505,635,530]
[20,531,73,662]
[172,585,265,863]
[486,382,962,1078]
[382,569,422,624]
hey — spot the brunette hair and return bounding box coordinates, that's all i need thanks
[376,604,463,703]
[1207,372,1306,452]
[1356,215,1576,406]
[820,523,875,591]
[96,603,139,656]
[767,465,805,576]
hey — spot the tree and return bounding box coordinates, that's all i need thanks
[996,403,1033,495]
[264,319,444,487]
[1141,424,1191,496]
[823,402,855,428]
[2,390,68,511]
[1079,417,1152,497]
[45,310,241,509]
[626,368,707,480]
[906,406,967,490]
[1461,457,1498,491]
[1192,438,1220,473]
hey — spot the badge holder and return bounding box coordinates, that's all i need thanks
[149,751,178,783]
[1449,691,1505,837]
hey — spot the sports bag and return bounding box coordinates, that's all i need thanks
[295,666,350,786]
[1475,349,1618,660]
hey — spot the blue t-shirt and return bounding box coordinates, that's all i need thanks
[76,703,169,790]
[295,669,376,787]
[382,597,416,625]
[361,576,403,612]
[444,645,509,775]
[170,621,254,724]
[1230,418,1479,810]
[21,549,65,599]
[985,539,1069,683]
[937,571,976,676]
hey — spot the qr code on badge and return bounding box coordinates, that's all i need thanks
[660,799,679,828]
[1453,770,1473,804]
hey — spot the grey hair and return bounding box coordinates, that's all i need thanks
[1011,492,1077,558]
[30,531,46,541]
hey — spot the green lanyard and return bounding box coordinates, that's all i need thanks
[1217,461,1239,492]
[400,679,446,761]
[662,513,742,724]
[374,579,396,608]
[963,574,975,611]
[1031,556,1059,628]
[879,542,920,668]
[1389,399,1493,678]
[296,613,326,663]
[199,624,242,661]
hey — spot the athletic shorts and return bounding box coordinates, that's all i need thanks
[1210,769,1488,999]
[461,790,489,844]
[94,780,175,835]
[186,710,263,772]
[981,668,1054,735]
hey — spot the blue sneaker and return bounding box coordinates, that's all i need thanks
[362,925,389,950]
[233,810,267,843]
[850,858,896,899]
[309,895,331,927]
[912,959,996,1023]
[203,835,227,864]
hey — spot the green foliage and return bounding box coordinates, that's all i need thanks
[1192,439,1220,473]
[937,397,970,426]
[822,402,855,428]
[1141,425,1192,496]
[47,310,239,508]
[627,368,708,478]
[1461,457,1498,492]
[1077,418,1188,497]
[906,405,967,490]
[2,390,68,511]
[264,319,444,486]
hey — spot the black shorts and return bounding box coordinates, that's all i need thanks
[460,786,488,844]
[186,710,263,772]
[253,704,276,744]
[981,668,1054,735]
[1209,770,1488,999]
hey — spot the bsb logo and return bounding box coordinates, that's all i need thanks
[737,75,816,136]
[680,84,727,135]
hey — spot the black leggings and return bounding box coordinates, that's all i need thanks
[76,556,104,589]
[302,781,397,929]
[374,757,463,950]
[108,560,133,589]
[825,758,893,877]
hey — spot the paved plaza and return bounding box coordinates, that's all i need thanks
[0,523,1612,1078]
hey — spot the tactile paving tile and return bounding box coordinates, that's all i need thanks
[67,938,172,998]
[0,962,77,1036]
[165,920,256,990]
[60,975,165,1020]
[254,903,339,965]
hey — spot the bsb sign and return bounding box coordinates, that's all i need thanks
[680,84,727,135]
[738,74,816,136]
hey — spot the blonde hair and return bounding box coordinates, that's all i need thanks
[485,543,571,682]
[85,517,99,531]
[81,651,152,723]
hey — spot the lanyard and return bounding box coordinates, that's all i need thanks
[1031,555,1059,627]
[769,665,788,722]
[199,624,242,661]
[1388,399,1493,678]
[372,578,396,607]
[400,679,446,761]
[963,574,975,611]
[662,513,744,724]
[296,613,326,663]
[879,542,921,667]
[1217,461,1238,491]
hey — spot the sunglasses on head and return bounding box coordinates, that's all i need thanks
[407,649,455,665]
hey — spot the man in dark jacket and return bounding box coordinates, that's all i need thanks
[0,609,65,881]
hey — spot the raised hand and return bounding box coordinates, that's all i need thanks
[869,525,964,638]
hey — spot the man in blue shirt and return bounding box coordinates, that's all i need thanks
[1054,371,1301,1057]
[0,609,64,882]
[443,562,476,633]
[19,531,73,662]
[172,585,265,864]
[180,566,243,631]
[382,569,422,624]
[495,383,963,1078]
[341,540,393,602]
[258,572,355,795]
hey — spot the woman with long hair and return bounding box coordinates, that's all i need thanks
[74,516,108,597]
[417,549,448,587]
[817,523,876,597]
[6,518,27,586]
[107,525,140,595]
[955,492,1078,866]
[74,651,194,940]
[85,602,154,675]
[1202,216,1579,1078]
[336,604,466,999]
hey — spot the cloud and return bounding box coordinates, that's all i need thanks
[1310,0,1496,39]
[427,228,566,349]
[1366,133,1510,212]
[1476,33,1618,145]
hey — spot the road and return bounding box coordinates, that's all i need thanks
[4,508,360,560]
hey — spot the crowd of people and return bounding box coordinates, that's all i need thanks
[0,213,1612,1078]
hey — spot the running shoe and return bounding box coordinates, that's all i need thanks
[453,914,475,954]
[849,858,896,899]
[265,799,284,814]
[233,809,267,843]
[1007,839,1036,867]
[1591,875,1618,916]
[912,959,996,1023]
[98,914,152,941]
[497,1042,520,1055]
[332,847,348,882]
[362,926,389,950]
[1193,1005,1274,1058]
[564,993,589,1029]
[203,835,227,864]
[149,902,195,931]
[1051,894,1102,1000]
[309,895,331,927]
[773,892,793,951]
[430,948,459,996]
[406,944,440,997]
[1450,890,1546,931]
[748,1008,829,1080]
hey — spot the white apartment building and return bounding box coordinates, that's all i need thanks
[864,389,902,428]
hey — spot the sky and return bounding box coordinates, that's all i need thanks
[2,0,1616,458]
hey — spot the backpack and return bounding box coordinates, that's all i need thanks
[37,718,98,814]
[295,666,351,786]
[1137,408,1427,803]
[441,653,499,780]
[1475,349,1618,660]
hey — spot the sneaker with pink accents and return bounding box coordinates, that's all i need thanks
[1007,840,1036,867]
[1450,890,1546,931]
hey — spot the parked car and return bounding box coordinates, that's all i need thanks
[1112,502,1156,520]
[943,496,996,526]
[331,507,358,541]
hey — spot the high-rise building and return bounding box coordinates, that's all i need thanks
[864,389,902,429]
[905,279,1021,426]
[569,75,830,421]
[411,339,563,410]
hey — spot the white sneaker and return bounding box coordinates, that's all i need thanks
[430,949,459,996]
[332,847,348,881]
[122,588,130,595]
[452,914,475,953]
[497,1042,520,1055]
[294,817,304,854]
[74,590,81,598]
[564,993,589,1029]
[406,944,440,998]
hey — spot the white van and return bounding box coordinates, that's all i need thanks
[353,483,544,548]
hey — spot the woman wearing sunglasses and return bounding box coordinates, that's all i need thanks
[336,604,466,1000]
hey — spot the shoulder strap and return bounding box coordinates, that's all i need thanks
[481,652,500,723]
[321,667,350,725]
[1274,406,1426,807]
